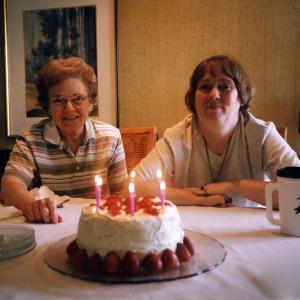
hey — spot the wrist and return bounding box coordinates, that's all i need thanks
[230,180,241,194]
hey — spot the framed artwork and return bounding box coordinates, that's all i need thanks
[4,0,117,137]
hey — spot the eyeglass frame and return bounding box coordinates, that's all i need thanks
[49,94,89,108]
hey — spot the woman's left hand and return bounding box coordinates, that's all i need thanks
[188,182,234,207]
[192,182,233,196]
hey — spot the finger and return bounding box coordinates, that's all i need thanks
[192,186,209,196]
[32,201,43,222]
[23,207,35,222]
[199,195,225,206]
[190,188,205,196]
[37,200,50,223]
[45,198,59,224]
[212,195,226,206]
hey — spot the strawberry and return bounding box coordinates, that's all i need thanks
[70,248,87,270]
[142,253,163,274]
[161,249,179,271]
[176,243,191,263]
[86,253,102,273]
[66,239,79,256]
[103,251,121,273]
[183,236,195,256]
[122,251,141,274]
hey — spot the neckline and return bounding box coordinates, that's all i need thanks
[203,134,232,183]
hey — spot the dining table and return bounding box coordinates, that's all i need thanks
[0,197,299,300]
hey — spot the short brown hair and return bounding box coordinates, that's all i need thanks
[36,57,98,111]
[185,55,254,116]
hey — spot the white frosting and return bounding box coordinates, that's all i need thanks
[76,199,184,258]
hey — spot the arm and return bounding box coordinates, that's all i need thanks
[2,137,61,223]
[122,135,227,206]
[122,179,227,206]
[197,123,300,209]
[1,176,61,223]
[198,179,278,209]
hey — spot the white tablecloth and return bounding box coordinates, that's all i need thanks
[0,200,299,300]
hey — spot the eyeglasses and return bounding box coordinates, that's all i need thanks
[50,95,88,107]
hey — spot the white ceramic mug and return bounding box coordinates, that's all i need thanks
[265,167,300,237]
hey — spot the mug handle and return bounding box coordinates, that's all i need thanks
[265,182,280,225]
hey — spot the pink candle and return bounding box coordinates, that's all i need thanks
[129,182,135,216]
[95,175,102,211]
[160,180,166,208]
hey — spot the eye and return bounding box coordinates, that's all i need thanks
[197,83,212,92]
[72,95,87,105]
[52,97,64,105]
[219,82,234,91]
[71,95,83,105]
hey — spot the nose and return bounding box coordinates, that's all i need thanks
[64,100,76,110]
[208,86,220,100]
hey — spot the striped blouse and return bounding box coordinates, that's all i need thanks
[3,118,128,198]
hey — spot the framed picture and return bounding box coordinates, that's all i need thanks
[4,0,117,137]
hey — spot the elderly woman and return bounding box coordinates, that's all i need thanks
[132,55,300,208]
[1,57,127,223]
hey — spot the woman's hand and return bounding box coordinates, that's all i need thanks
[196,182,233,196]
[1,176,62,224]
[197,194,228,207]
[185,188,230,207]
[126,180,232,207]
[188,184,233,207]
[194,180,271,208]
[20,198,62,224]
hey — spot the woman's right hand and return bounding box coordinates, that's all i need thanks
[21,198,62,223]
[197,194,228,207]
[1,176,62,224]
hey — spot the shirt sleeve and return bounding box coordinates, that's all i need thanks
[262,124,300,179]
[3,137,38,188]
[134,138,175,182]
[107,135,128,194]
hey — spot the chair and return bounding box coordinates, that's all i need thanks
[0,149,12,181]
[120,127,157,173]
[276,126,288,141]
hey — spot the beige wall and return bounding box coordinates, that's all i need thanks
[117,0,300,154]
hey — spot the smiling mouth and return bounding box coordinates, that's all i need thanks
[63,116,79,121]
[206,105,223,110]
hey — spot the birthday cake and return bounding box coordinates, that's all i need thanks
[66,196,195,274]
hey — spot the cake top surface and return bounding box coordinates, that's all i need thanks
[87,195,173,218]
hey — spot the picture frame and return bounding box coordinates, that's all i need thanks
[4,0,117,137]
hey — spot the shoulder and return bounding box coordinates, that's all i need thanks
[163,114,193,141]
[22,118,50,140]
[244,113,277,142]
[90,119,121,138]
[246,113,275,131]
[155,114,193,157]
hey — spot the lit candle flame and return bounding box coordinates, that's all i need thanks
[160,180,166,191]
[95,175,102,186]
[156,169,162,180]
[129,182,135,194]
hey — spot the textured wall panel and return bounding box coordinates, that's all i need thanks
[118,0,300,153]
